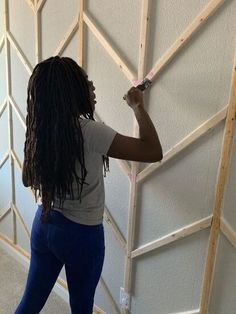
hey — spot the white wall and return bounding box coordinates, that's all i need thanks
[0,1,236,313]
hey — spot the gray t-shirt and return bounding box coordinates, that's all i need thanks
[51,118,117,225]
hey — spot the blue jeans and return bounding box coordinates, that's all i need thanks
[15,205,105,314]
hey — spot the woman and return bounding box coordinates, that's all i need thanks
[15,56,162,314]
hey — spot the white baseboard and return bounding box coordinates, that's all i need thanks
[0,239,70,305]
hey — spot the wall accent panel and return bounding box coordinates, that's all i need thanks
[0,1,236,313]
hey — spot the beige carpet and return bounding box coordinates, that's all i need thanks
[0,246,70,314]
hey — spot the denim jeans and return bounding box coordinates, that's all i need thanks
[15,205,105,314]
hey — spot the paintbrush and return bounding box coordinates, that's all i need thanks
[136,78,152,91]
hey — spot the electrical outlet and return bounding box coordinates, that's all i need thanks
[120,287,130,309]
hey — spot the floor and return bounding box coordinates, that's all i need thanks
[0,246,70,314]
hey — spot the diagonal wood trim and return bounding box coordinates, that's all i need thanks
[0,232,30,258]
[0,152,9,169]
[131,215,212,259]
[25,0,35,12]
[83,11,136,83]
[137,105,227,183]
[11,149,22,171]
[0,98,7,118]
[0,204,11,222]
[36,0,46,12]
[9,95,26,130]
[0,34,5,52]
[171,310,199,314]
[146,0,225,81]
[220,217,236,249]
[99,277,121,314]
[7,32,33,74]
[11,202,30,240]
[54,17,79,56]
[93,305,106,314]
[104,205,126,250]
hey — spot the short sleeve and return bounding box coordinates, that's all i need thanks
[82,119,117,155]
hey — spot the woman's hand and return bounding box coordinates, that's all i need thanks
[123,87,144,110]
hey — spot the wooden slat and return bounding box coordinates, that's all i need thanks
[7,32,33,74]
[9,95,26,130]
[200,50,236,314]
[131,215,212,259]
[11,149,22,171]
[99,277,120,314]
[35,7,41,63]
[83,11,136,83]
[104,205,126,250]
[4,0,10,95]
[54,18,79,56]
[36,0,46,12]
[123,2,150,313]
[25,0,35,12]
[0,204,11,222]
[220,217,236,249]
[138,0,150,81]
[172,310,199,314]
[0,34,5,52]
[93,305,106,314]
[0,232,30,259]
[4,0,17,244]
[146,0,225,81]
[11,203,30,240]
[78,0,84,66]
[137,105,227,183]
[0,152,9,169]
[0,98,7,118]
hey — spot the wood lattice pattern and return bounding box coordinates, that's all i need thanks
[0,0,236,313]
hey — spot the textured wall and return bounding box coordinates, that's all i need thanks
[0,1,236,314]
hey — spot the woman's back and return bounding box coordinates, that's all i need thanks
[52,118,117,225]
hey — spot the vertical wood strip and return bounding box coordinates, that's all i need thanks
[78,0,84,66]
[200,50,236,313]
[4,0,17,244]
[35,0,43,63]
[138,0,150,80]
[35,10,40,63]
[123,1,150,313]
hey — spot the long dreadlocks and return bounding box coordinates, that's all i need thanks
[23,56,110,224]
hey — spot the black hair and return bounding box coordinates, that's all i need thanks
[23,56,110,223]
